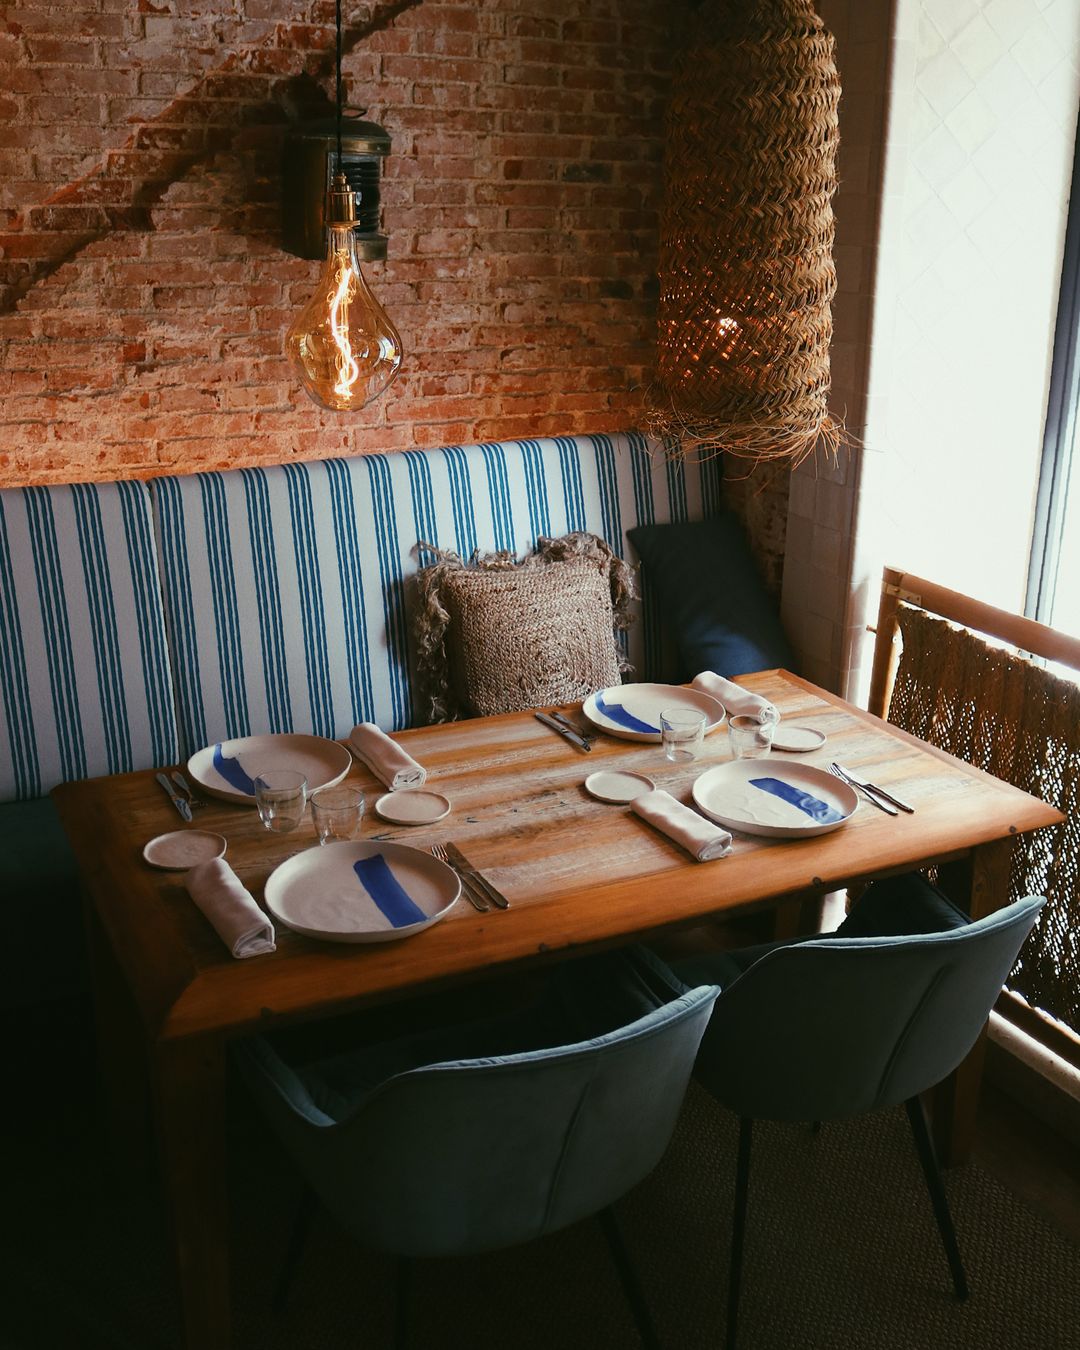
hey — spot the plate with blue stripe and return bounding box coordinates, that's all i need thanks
[582,683,727,743]
[264,840,462,943]
[692,760,858,838]
[187,733,352,805]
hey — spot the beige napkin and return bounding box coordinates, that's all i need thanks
[632,789,732,862]
[692,671,780,725]
[348,722,428,791]
[186,858,276,959]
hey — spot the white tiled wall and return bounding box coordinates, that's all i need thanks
[784,0,1080,703]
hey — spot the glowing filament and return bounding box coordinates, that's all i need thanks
[330,258,361,398]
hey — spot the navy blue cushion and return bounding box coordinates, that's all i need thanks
[0,797,85,1006]
[628,517,795,680]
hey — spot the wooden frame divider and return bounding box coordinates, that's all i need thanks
[867,565,1080,1069]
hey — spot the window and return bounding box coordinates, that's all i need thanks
[1028,109,1080,637]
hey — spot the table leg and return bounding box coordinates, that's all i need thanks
[83,902,152,1176]
[771,890,823,941]
[153,1035,232,1350]
[930,836,1013,1167]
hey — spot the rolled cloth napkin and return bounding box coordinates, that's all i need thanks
[186,858,276,958]
[632,789,732,862]
[692,671,780,725]
[348,722,427,791]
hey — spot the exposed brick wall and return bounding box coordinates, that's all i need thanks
[0,0,685,487]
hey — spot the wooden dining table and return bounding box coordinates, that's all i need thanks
[53,669,1063,1350]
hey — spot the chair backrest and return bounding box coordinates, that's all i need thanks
[692,897,1044,1123]
[243,979,719,1258]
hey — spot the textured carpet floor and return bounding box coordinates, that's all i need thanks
[2,1002,1078,1350]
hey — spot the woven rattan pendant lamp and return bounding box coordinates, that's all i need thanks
[650,0,842,465]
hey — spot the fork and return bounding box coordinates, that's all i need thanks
[548,710,596,748]
[171,770,206,811]
[828,763,898,816]
[831,762,915,814]
[430,843,490,912]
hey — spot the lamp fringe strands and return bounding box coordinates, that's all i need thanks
[648,0,843,466]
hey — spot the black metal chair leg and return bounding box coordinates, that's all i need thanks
[727,1117,753,1350]
[393,1256,412,1350]
[904,1096,969,1300]
[599,1206,662,1350]
[274,1184,316,1313]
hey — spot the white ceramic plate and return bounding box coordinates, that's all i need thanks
[692,760,858,838]
[771,725,827,753]
[584,770,656,804]
[263,840,461,943]
[582,683,726,743]
[142,830,227,871]
[187,734,352,805]
[374,790,451,825]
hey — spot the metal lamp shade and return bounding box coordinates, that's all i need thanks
[282,117,391,262]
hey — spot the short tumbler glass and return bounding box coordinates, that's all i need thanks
[728,714,775,759]
[311,783,366,845]
[660,706,708,762]
[254,769,308,834]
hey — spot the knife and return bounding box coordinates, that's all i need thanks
[828,764,898,816]
[833,763,915,814]
[445,841,510,910]
[156,771,193,822]
[548,710,595,746]
[534,711,592,752]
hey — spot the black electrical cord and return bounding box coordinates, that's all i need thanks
[335,0,343,167]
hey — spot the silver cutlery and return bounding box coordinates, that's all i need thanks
[828,763,898,816]
[534,711,592,752]
[831,763,915,814]
[430,843,490,912]
[155,771,193,822]
[171,770,205,811]
[443,840,510,910]
[548,709,596,748]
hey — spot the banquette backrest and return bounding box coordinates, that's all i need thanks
[0,478,180,803]
[0,433,722,799]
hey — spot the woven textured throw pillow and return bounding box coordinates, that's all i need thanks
[413,533,637,722]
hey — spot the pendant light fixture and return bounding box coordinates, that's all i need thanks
[648,0,841,465]
[286,0,402,412]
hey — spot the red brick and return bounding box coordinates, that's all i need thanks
[24,37,99,65]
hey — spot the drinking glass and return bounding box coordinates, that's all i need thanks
[254,770,308,834]
[660,706,708,762]
[310,783,366,845]
[728,714,775,759]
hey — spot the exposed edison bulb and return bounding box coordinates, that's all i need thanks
[287,175,402,412]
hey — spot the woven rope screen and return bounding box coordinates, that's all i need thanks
[649,0,842,464]
[889,606,1080,1037]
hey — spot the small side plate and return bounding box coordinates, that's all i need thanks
[143,830,227,871]
[584,770,656,804]
[374,790,452,826]
[771,725,827,753]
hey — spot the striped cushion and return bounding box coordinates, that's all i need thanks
[149,433,723,755]
[0,481,179,803]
